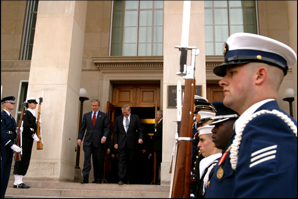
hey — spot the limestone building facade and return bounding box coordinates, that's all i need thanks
[1,1,297,184]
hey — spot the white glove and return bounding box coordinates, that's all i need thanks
[36,119,42,124]
[32,133,40,142]
[11,144,22,153]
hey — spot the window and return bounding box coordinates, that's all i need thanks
[20,0,39,60]
[205,0,257,55]
[15,81,28,124]
[111,1,163,56]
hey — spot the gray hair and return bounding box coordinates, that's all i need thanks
[122,104,131,111]
[91,99,100,105]
[157,110,163,116]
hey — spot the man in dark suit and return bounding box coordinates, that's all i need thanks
[77,99,110,184]
[152,110,162,184]
[114,104,143,185]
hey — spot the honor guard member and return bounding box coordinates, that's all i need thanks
[190,96,216,198]
[203,102,238,195]
[205,33,297,198]
[1,96,21,198]
[13,98,40,189]
[210,101,239,151]
[195,124,222,198]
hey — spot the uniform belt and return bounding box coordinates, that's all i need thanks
[6,130,14,134]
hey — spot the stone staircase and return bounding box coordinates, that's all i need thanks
[5,178,170,198]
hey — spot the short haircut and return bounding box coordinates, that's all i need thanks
[122,104,131,111]
[157,110,163,116]
[91,99,100,105]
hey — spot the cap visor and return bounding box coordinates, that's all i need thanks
[213,61,250,77]
[210,118,229,125]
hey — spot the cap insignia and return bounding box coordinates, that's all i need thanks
[257,55,262,60]
[223,43,228,55]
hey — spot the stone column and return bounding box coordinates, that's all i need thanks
[162,1,206,184]
[26,1,87,181]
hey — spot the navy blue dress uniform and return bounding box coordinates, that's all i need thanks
[1,96,19,198]
[190,97,216,198]
[13,98,39,189]
[205,33,297,198]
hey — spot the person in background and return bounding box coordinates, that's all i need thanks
[1,96,21,198]
[13,98,40,189]
[210,101,239,151]
[195,124,222,198]
[205,33,297,198]
[152,110,163,184]
[190,96,216,198]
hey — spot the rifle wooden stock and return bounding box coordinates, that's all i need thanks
[36,97,43,150]
[171,79,195,198]
[15,108,25,161]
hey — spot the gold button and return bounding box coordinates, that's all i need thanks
[257,55,262,60]
[194,161,196,164]
[193,167,195,170]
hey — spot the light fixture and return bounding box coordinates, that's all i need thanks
[283,88,295,117]
[75,88,89,170]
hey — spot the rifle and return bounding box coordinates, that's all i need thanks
[170,1,200,197]
[36,96,43,150]
[15,102,26,161]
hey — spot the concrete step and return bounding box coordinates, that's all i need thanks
[6,178,170,198]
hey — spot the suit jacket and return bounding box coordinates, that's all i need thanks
[205,100,297,198]
[152,119,162,152]
[114,114,143,150]
[78,111,110,148]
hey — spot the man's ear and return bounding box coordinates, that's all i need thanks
[255,67,267,85]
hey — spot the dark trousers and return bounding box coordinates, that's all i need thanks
[1,144,13,198]
[82,145,105,182]
[155,150,162,183]
[13,135,33,175]
[118,147,136,182]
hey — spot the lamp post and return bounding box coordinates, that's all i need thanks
[75,88,89,169]
[282,88,295,117]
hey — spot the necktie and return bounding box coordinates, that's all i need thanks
[125,117,129,132]
[92,112,96,127]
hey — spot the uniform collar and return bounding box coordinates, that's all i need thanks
[199,153,222,179]
[27,108,36,117]
[3,109,10,116]
[235,99,275,133]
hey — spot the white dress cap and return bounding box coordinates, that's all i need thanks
[214,32,297,76]
[198,111,216,120]
[198,124,215,135]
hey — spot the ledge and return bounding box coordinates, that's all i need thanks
[92,56,163,71]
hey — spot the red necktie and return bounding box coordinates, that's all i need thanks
[92,112,96,127]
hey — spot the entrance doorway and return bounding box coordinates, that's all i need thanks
[104,82,160,184]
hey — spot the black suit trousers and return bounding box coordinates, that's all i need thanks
[118,147,136,182]
[82,145,105,182]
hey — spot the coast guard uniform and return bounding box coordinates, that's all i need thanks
[1,96,17,198]
[205,33,297,198]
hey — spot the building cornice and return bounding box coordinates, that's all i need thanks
[92,56,163,71]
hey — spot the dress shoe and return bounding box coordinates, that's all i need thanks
[92,180,101,184]
[118,180,124,185]
[13,183,30,189]
[80,179,89,184]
